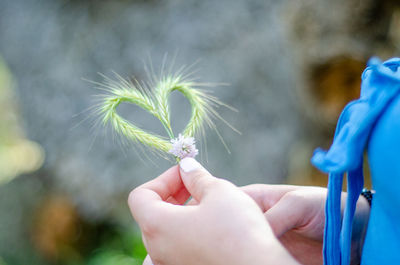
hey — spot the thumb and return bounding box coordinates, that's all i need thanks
[179,157,219,202]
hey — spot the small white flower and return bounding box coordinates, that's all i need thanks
[168,134,199,159]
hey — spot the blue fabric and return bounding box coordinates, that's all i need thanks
[362,93,400,264]
[311,57,400,265]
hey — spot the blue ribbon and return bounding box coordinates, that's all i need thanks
[311,57,400,265]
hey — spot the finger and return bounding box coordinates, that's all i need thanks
[179,157,229,202]
[140,165,186,201]
[241,184,298,212]
[264,193,306,237]
[166,196,179,204]
[128,187,175,229]
[166,186,191,205]
[173,186,191,204]
[142,255,152,265]
[128,166,183,225]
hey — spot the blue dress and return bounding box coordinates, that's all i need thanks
[311,57,400,265]
[363,86,400,264]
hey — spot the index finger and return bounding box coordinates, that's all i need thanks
[128,165,187,224]
[139,165,185,201]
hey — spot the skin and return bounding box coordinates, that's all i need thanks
[128,159,370,265]
[240,185,370,265]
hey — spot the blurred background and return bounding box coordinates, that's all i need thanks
[0,0,399,264]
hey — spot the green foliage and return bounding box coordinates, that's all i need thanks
[87,252,140,265]
[85,228,146,265]
[0,257,7,265]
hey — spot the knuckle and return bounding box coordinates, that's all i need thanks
[127,187,142,208]
[139,209,163,238]
[127,188,163,239]
[127,188,137,204]
[284,190,307,202]
[140,218,159,237]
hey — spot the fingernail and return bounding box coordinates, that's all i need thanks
[179,157,203,173]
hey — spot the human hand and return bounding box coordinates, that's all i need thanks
[128,158,298,265]
[241,184,370,265]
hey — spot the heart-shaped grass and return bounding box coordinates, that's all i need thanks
[97,73,231,159]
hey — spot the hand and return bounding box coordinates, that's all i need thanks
[128,158,298,265]
[241,184,370,265]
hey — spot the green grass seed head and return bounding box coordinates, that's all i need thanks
[96,68,236,161]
